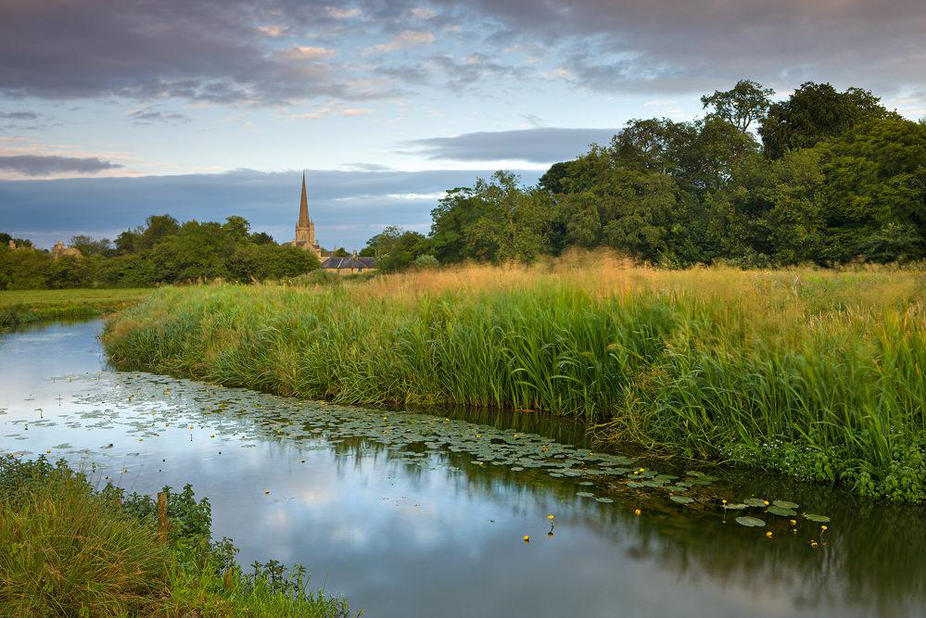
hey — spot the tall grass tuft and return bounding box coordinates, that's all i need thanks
[102,253,926,502]
[0,456,354,616]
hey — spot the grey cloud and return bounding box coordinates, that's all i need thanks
[129,109,191,125]
[0,112,39,121]
[0,155,122,177]
[0,167,540,250]
[0,1,410,104]
[404,127,618,163]
[435,0,926,96]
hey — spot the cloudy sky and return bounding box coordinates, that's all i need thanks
[1,0,924,249]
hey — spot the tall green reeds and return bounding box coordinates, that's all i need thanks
[102,257,926,502]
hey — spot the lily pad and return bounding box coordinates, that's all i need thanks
[735,516,766,527]
[670,495,694,504]
[773,500,799,509]
[595,497,614,503]
[767,505,797,517]
[723,503,748,511]
[743,498,767,507]
[803,513,831,523]
[576,491,595,498]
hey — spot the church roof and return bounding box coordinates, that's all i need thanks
[297,171,311,228]
[321,256,376,270]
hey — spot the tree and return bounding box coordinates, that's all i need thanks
[759,82,895,159]
[70,235,112,256]
[818,117,926,262]
[701,80,774,133]
[363,226,433,271]
[250,231,275,245]
[138,215,180,250]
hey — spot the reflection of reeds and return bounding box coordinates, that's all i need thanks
[102,253,926,501]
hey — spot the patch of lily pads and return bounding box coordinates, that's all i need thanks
[21,369,833,541]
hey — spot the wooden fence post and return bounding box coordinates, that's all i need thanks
[157,491,169,544]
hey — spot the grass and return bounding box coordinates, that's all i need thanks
[0,455,354,617]
[0,288,151,330]
[101,253,926,502]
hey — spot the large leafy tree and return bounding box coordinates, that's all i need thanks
[759,82,895,159]
[818,117,926,262]
[701,80,775,133]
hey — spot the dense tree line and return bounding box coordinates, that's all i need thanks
[0,215,319,289]
[367,81,924,268]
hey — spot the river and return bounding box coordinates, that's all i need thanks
[1,320,923,617]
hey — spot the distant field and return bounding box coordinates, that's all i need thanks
[0,288,152,308]
[0,288,151,329]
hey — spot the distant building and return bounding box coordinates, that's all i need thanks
[290,172,321,258]
[52,241,82,259]
[321,253,376,274]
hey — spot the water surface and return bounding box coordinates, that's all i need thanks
[1,320,923,618]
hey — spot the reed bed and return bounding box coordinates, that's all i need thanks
[103,254,926,502]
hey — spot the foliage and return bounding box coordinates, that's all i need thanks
[1,214,319,289]
[363,225,433,272]
[759,82,896,159]
[102,260,926,502]
[420,80,922,268]
[701,79,775,133]
[0,455,354,617]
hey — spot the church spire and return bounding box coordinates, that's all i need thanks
[297,171,310,228]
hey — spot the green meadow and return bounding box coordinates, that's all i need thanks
[0,288,151,330]
[101,256,926,503]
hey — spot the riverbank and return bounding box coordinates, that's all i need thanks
[0,288,151,330]
[0,455,353,617]
[102,256,926,502]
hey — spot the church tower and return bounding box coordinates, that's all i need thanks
[294,172,321,256]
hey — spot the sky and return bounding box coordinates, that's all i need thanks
[1,0,924,250]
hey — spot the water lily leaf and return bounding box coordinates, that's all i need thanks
[595,497,613,503]
[670,495,694,504]
[767,505,797,517]
[773,500,799,509]
[576,491,594,498]
[743,498,766,507]
[723,503,747,511]
[735,516,766,527]
[803,513,831,523]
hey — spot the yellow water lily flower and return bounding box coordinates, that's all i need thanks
[523,535,530,542]
[634,508,641,516]
[766,531,773,538]
[547,514,555,520]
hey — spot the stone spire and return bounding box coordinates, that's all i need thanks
[297,171,310,228]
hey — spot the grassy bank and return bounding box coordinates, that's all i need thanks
[102,256,926,502]
[0,455,353,616]
[0,288,151,330]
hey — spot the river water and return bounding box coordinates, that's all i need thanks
[1,320,923,618]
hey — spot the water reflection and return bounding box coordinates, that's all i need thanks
[0,320,923,618]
